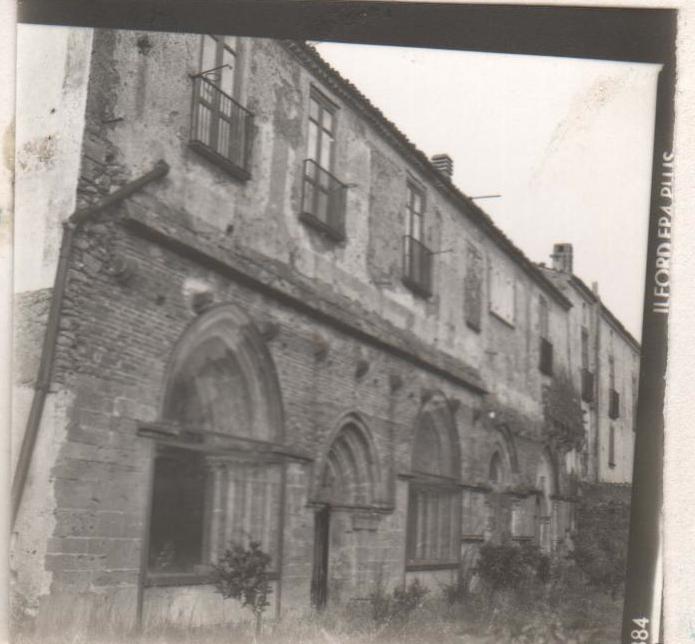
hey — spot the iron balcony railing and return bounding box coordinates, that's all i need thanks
[609,389,620,419]
[402,235,433,298]
[190,75,254,180]
[581,368,594,403]
[539,337,554,376]
[299,159,347,242]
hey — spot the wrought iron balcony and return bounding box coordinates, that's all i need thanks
[402,235,433,298]
[581,368,594,403]
[609,389,620,419]
[190,75,254,181]
[539,337,554,376]
[299,159,347,242]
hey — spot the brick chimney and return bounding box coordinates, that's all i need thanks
[431,153,453,179]
[551,243,573,273]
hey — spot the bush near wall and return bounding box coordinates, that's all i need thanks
[571,482,631,598]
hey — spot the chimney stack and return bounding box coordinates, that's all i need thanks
[551,243,573,273]
[431,153,454,179]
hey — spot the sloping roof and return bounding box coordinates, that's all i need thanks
[282,40,572,310]
[539,265,640,352]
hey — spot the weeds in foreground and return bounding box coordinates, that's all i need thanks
[12,558,623,644]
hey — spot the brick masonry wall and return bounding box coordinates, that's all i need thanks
[20,199,577,628]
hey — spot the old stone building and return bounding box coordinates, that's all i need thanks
[12,27,640,631]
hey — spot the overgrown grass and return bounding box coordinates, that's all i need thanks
[11,567,623,644]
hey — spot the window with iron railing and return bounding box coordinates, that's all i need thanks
[402,234,433,298]
[299,90,347,241]
[581,368,594,403]
[609,389,620,419]
[190,74,254,181]
[299,159,347,241]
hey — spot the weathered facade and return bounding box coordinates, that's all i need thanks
[12,27,640,632]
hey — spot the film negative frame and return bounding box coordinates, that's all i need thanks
[14,3,678,643]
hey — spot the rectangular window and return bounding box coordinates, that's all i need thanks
[581,328,589,370]
[406,182,424,242]
[608,356,620,418]
[539,297,549,339]
[406,485,460,568]
[608,425,616,467]
[464,242,483,331]
[489,263,515,326]
[147,448,282,583]
[580,328,594,402]
[632,374,639,431]
[148,447,207,575]
[402,181,433,297]
[307,92,335,170]
[538,297,553,375]
[190,35,253,180]
[300,90,347,240]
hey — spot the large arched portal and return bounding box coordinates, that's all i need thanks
[311,415,383,609]
[145,305,285,583]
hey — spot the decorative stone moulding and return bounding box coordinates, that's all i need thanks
[258,321,280,342]
[191,291,215,314]
[312,334,329,361]
[388,374,403,393]
[105,254,137,284]
[448,397,461,414]
[355,359,370,379]
[420,388,435,404]
[351,512,380,532]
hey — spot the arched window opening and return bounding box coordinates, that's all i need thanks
[405,400,461,570]
[146,306,284,581]
[489,451,503,486]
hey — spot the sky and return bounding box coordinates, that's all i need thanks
[314,42,660,341]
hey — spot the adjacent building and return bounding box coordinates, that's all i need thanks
[11,27,640,632]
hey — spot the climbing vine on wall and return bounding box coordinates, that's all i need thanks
[542,371,585,452]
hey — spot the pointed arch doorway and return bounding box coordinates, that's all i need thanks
[310,417,382,610]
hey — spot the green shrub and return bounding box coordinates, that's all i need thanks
[475,542,550,594]
[571,494,629,597]
[368,578,429,627]
[213,541,272,635]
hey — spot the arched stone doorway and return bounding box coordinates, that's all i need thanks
[311,416,382,609]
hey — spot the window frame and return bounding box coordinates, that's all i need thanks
[307,87,338,173]
[189,34,253,181]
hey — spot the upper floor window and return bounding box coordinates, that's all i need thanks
[608,425,616,468]
[632,373,639,431]
[402,181,433,297]
[538,296,553,376]
[539,297,549,339]
[581,327,589,370]
[300,89,347,241]
[464,242,483,332]
[580,327,594,402]
[489,263,515,326]
[201,35,239,96]
[608,355,620,419]
[406,181,424,241]
[190,34,253,180]
[308,91,336,170]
